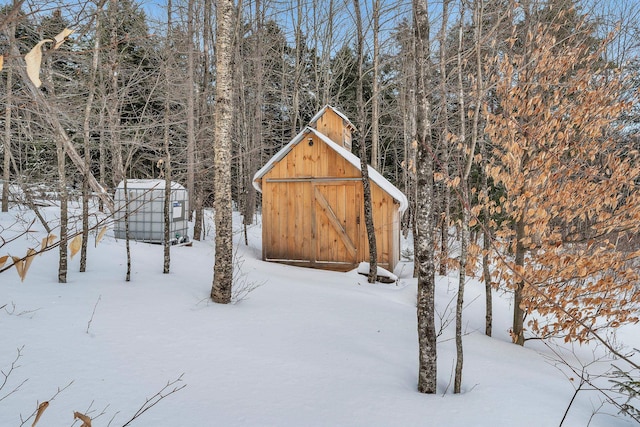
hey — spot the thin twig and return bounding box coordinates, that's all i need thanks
[0,346,27,402]
[19,381,74,427]
[120,374,186,427]
[86,295,102,334]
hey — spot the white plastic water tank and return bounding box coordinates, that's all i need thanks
[113,179,189,244]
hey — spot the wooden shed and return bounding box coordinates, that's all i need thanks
[253,106,408,272]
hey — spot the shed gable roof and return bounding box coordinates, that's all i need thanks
[253,127,408,213]
[309,105,356,131]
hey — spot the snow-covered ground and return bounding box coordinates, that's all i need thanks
[1,201,638,426]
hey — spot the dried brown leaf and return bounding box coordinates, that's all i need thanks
[23,248,36,279]
[32,401,49,427]
[73,411,92,427]
[69,235,82,259]
[24,40,52,88]
[53,28,74,49]
[11,256,24,281]
[40,234,57,253]
[95,227,108,247]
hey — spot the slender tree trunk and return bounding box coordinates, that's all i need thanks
[193,0,213,242]
[437,0,450,276]
[80,5,102,272]
[513,216,526,345]
[483,209,492,336]
[98,98,107,212]
[163,0,173,275]
[211,0,235,304]
[124,178,131,282]
[186,0,196,224]
[39,50,69,283]
[481,134,492,337]
[453,4,468,393]
[414,0,437,394]
[371,0,381,170]
[107,0,124,188]
[2,24,13,213]
[354,0,378,283]
[163,153,171,274]
[321,0,334,105]
[290,0,304,135]
[52,54,68,283]
[468,0,491,338]
[242,0,260,243]
[57,140,68,284]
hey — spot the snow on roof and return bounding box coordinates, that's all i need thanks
[116,179,186,191]
[253,127,408,214]
[309,105,357,131]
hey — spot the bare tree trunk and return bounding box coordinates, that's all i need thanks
[57,138,68,284]
[290,0,304,135]
[321,0,334,105]
[98,98,107,212]
[481,134,492,337]
[193,0,213,242]
[242,0,261,244]
[107,0,124,188]
[453,3,468,394]
[414,0,437,394]
[371,0,381,170]
[437,0,450,277]
[81,4,102,272]
[163,153,171,274]
[513,216,526,345]
[163,0,173,275]
[124,178,131,282]
[186,0,196,224]
[38,50,69,283]
[211,0,235,304]
[354,0,377,283]
[2,23,13,213]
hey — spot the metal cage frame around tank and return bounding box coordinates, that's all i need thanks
[113,179,189,244]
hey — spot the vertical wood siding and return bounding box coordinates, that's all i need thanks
[260,133,401,272]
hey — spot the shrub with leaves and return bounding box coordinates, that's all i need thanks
[485,15,640,343]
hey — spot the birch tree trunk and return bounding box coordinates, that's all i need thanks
[163,0,173,275]
[414,0,437,394]
[211,0,235,304]
[56,136,68,284]
[124,177,131,282]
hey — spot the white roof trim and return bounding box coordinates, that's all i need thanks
[309,105,357,131]
[252,127,408,214]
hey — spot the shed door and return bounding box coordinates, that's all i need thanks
[313,182,360,265]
